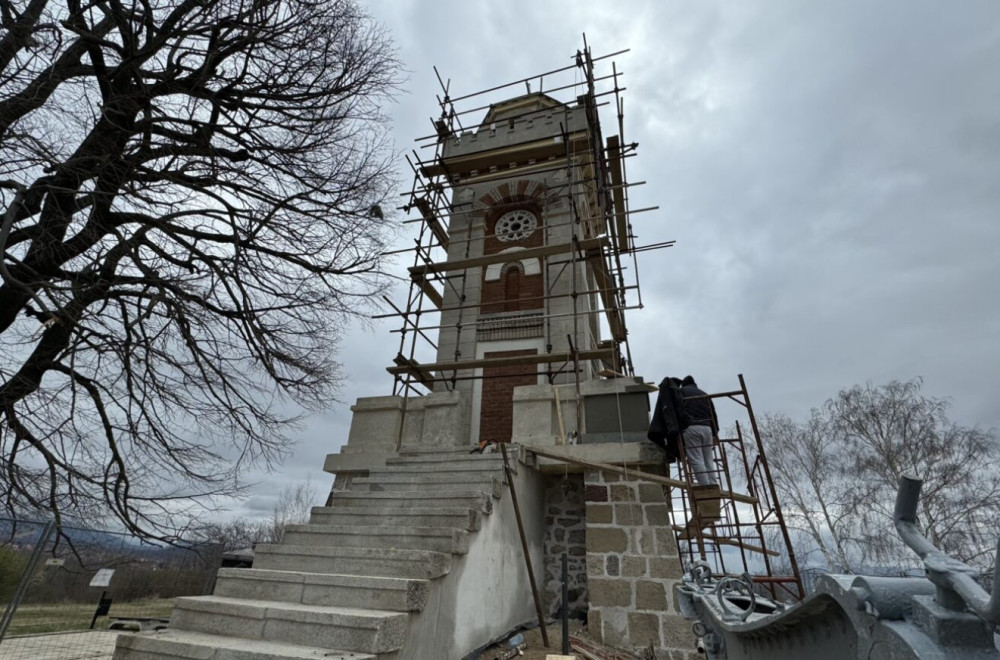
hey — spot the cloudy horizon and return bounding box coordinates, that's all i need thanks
[232,1,1000,520]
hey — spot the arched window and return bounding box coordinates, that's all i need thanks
[502,262,524,312]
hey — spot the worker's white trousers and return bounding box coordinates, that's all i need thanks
[682,425,716,486]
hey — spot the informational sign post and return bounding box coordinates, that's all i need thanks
[89,568,115,588]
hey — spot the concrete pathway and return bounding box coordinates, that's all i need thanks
[0,630,122,660]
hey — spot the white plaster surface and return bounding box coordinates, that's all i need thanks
[397,458,547,659]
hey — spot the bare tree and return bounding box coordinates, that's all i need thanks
[759,411,866,573]
[196,517,270,554]
[762,379,1000,573]
[0,0,401,542]
[197,479,317,551]
[268,477,315,543]
[830,379,1000,569]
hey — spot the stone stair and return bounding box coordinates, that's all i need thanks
[113,449,511,660]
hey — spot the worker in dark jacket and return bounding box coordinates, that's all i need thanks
[679,375,719,487]
[647,377,690,462]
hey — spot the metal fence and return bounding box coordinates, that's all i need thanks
[0,518,219,660]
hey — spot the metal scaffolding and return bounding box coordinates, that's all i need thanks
[379,40,665,436]
[378,41,805,601]
[669,375,806,602]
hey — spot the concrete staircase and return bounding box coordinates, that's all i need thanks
[114,449,521,660]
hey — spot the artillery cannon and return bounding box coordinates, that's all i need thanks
[676,476,999,659]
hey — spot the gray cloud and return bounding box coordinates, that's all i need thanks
[221,1,1000,518]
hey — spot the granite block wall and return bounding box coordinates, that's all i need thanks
[542,474,587,615]
[584,469,696,659]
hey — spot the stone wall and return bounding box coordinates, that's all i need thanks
[584,469,695,659]
[542,474,587,615]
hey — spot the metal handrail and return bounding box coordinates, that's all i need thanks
[893,476,1000,625]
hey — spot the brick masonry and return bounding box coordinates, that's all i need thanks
[542,474,587,615]
[479,349,537,444]
[479,193,545,316]
[584,469,696,659]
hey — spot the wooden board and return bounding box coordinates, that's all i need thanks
[413,196,450,250]
[392,355,436,391]
[419,131,590,178]
[386,348,614,377]
[587,252,626,341]
[413,274,443,309]
[606,135,629,253]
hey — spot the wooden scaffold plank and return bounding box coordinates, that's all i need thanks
[671,527,780,558]
[386,348,614,377]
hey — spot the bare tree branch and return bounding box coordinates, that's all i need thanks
[761,378,1000,575]
[0,0,402,544]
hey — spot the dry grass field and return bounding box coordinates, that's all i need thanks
[1,598,172,636]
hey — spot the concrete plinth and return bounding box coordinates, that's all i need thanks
[325,391,472,480]
[511,377,655,447]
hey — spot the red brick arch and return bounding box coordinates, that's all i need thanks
[476,179,548,214]
[479,180,547,314]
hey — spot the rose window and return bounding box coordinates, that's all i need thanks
[495,209,538,242]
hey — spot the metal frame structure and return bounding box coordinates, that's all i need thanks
[378,41,804,602]
[669,375,805,601]
[377,41,665,422]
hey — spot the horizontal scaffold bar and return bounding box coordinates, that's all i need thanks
[524,446,759,506]
[386,348,613,377]
[670,527,780,557]
[408,237,607,278]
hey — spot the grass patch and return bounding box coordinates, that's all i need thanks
[1,598,175,636]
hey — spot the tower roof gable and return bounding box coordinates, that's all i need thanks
[481,93,567,125]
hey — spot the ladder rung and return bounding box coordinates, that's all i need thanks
[671,526,780,558]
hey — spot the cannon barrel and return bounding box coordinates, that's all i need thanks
[893,476,1000,625]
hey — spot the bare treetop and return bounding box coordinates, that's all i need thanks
[761,378,1000,574]
[0,0,402,542]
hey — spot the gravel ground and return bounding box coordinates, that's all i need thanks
[478,620,588,660]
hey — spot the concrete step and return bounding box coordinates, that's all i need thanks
[113,628,376,660]
[170,596,407,655]
[253,544,452,580]
[352,474,503,498]
[310,505,482,531]
[385,453,508,466]
[363,466,509,483]
[375,462,507,476]
[395,445,522,459]
[213,568,429,612]
[281,524,469,554]
[324,490,493,513]
[395,447,481,457]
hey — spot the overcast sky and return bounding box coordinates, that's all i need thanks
[233,1,1000,518]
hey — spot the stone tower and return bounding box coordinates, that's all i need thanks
[111,46,797,660]
[320,47,697,658]
[418,92,618,446]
